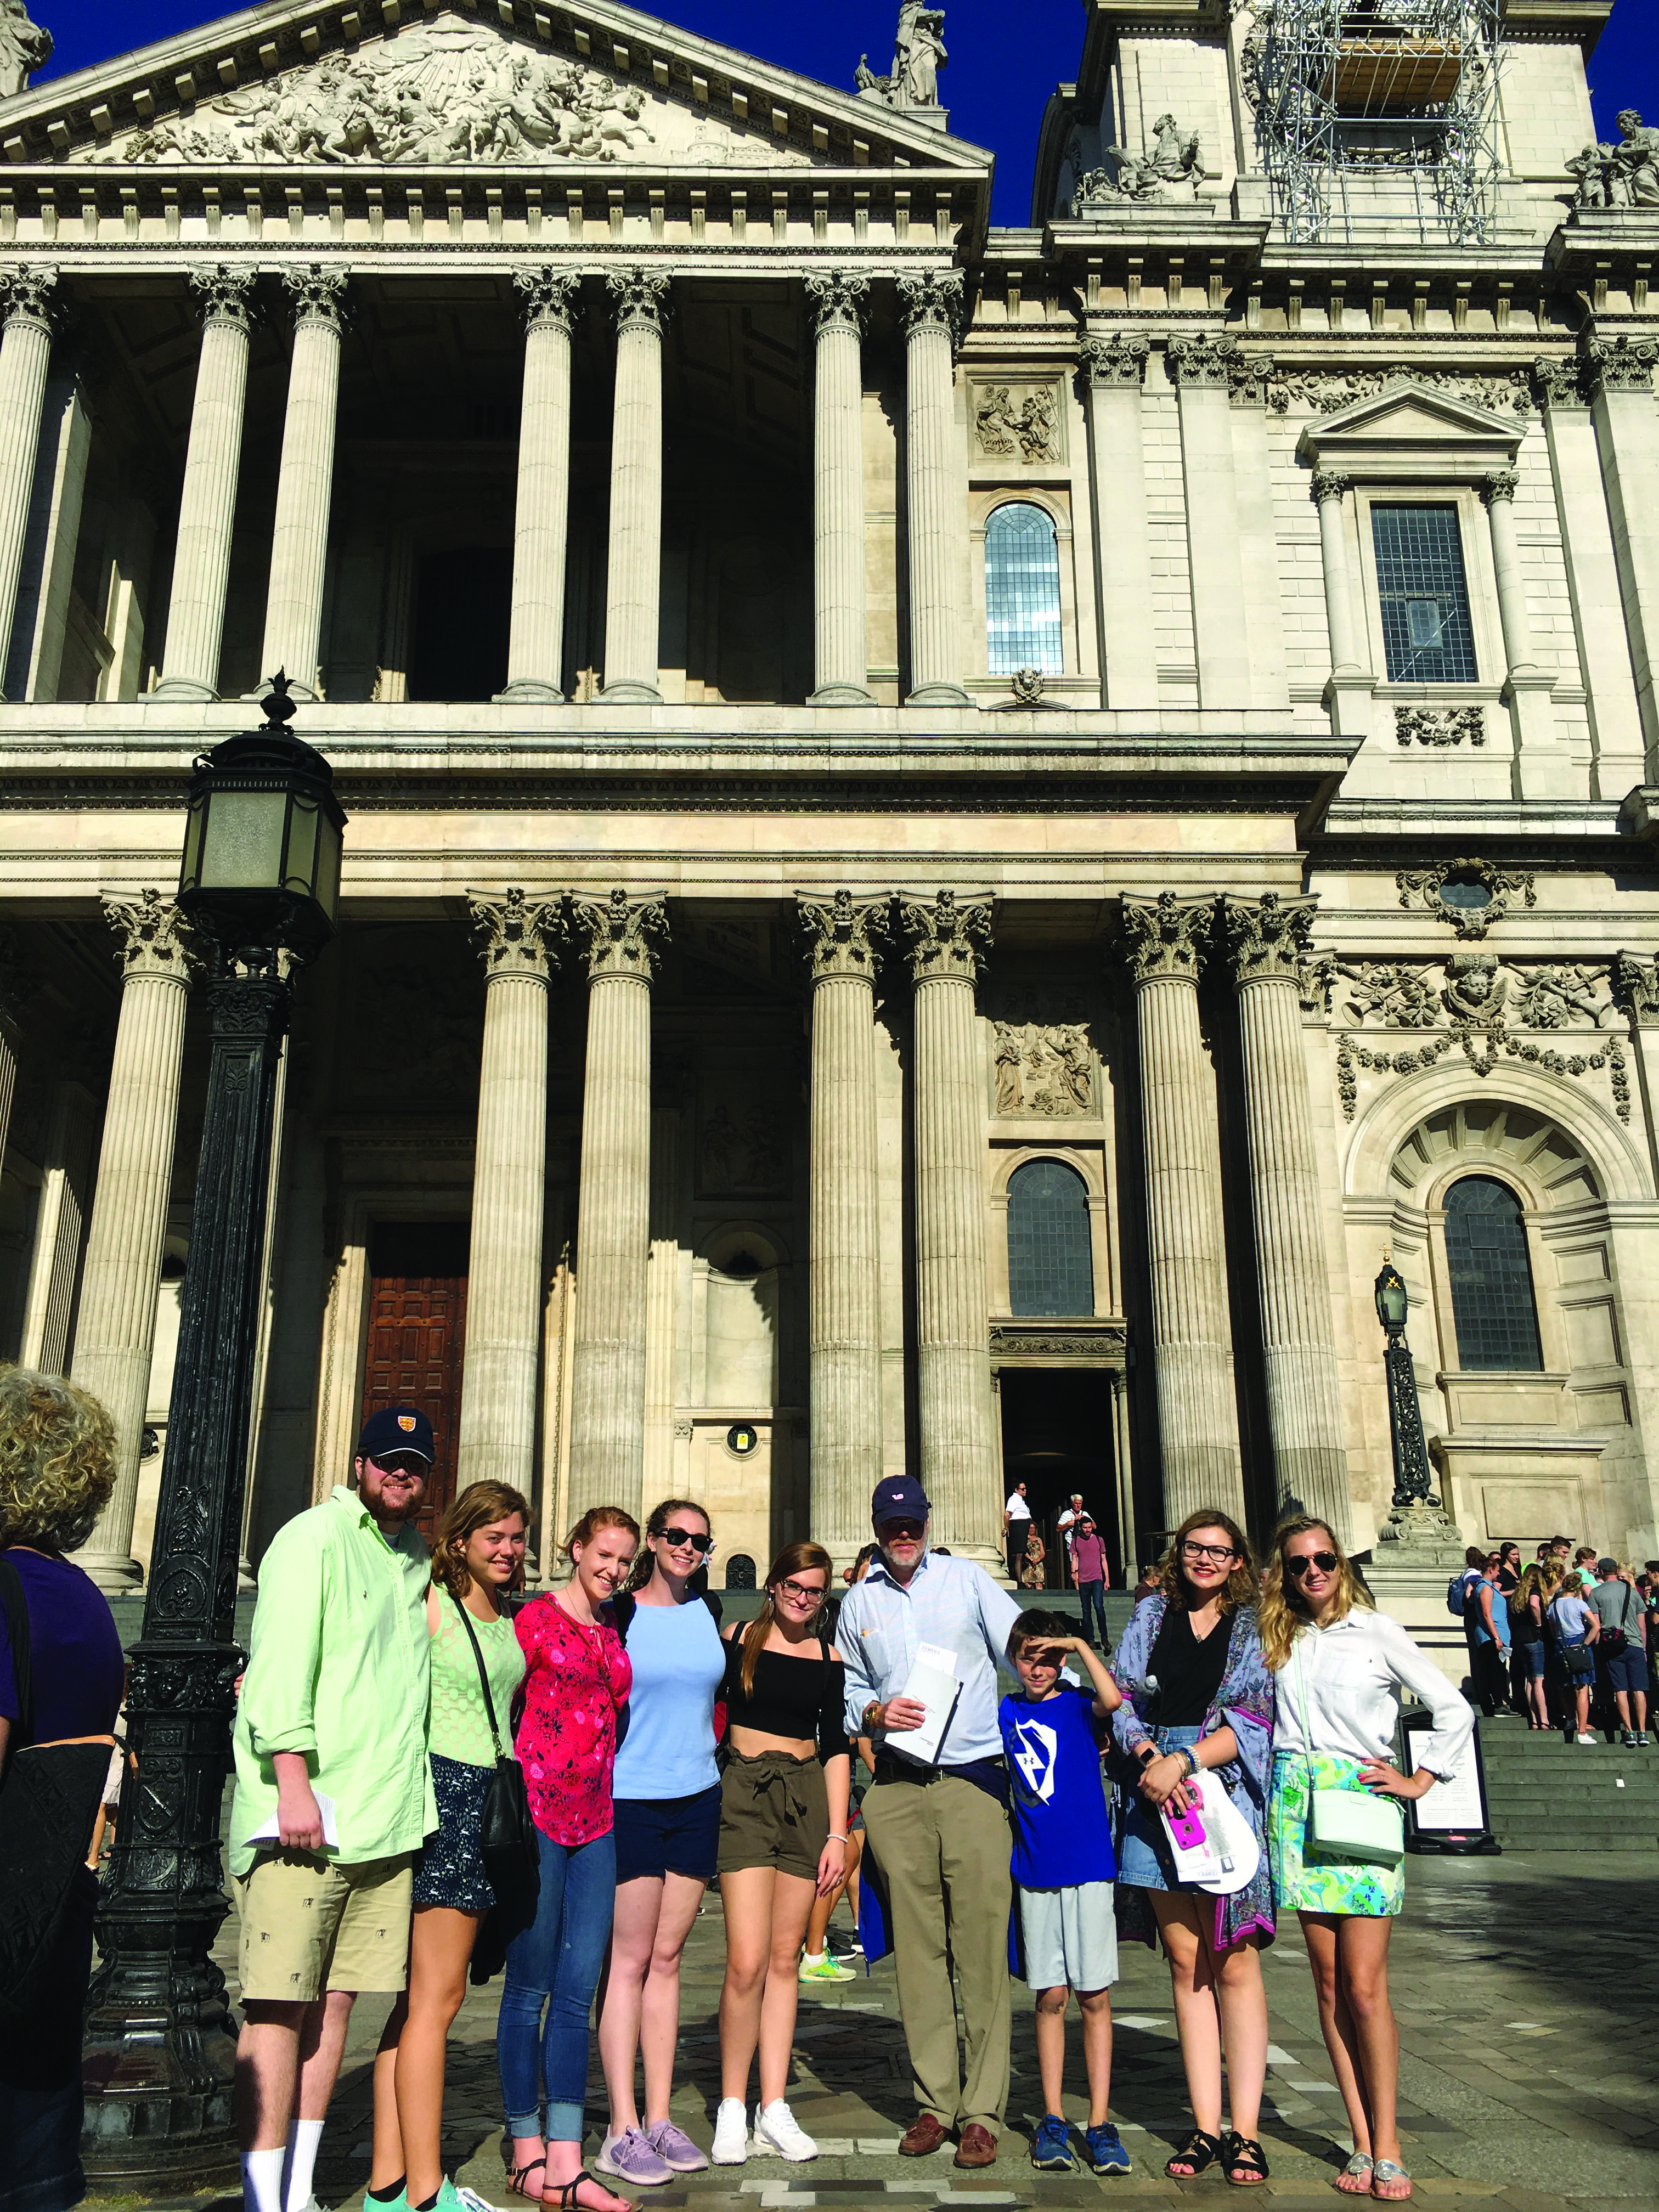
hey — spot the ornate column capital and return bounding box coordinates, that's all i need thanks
[804,270,870,336]
[1078,330,1148,387]
[1531,354,1588,411]
[572,887,668,981]
[1612,950,1659,1028]
[1481,467,1520,507]
[1121,891,1214,986]
[1583,332,1658,398]
[0,262,57,335]
[189,263,257,332]
[101,889,202,984]
[798,888,888,981]
[1222,891,1320,988]
[899,889,991,983]
[895,269,964,345]
[467,887,564,980]
[1310,469,1351,507]
[280,262,350,329]
[1226,351,1278,408]
[606,267,672,333]
[1165,331,1239,390]
[514,266,582,333]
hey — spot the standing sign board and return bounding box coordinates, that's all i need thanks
[1399,1708,1500,1855]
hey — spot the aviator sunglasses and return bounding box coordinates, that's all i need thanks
[660,1525,714,1555]
[1287,1550,1339,1578]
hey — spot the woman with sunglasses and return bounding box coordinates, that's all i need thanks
[1259,1519,1474,2203]
[709,1542,851,2165]
[1110,1508,1275,2188]
[595,1500,726,2190]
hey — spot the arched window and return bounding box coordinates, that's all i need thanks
[1443,1175,1543,1371]
[985,503,1063,676]
[1007,1159,1094,1317]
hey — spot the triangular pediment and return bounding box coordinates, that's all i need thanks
[8,0,992,179]
[1297,379,1525,473]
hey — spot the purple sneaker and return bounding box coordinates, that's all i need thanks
[595,2128,673,2186]
[646,2119,710,2173]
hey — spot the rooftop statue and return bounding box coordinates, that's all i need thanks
[1566,110,1659,208]
[1071,111,1202,213]
[855,2,947,110]
[0,1,50,99]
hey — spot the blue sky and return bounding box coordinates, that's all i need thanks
[38,0,1659,229]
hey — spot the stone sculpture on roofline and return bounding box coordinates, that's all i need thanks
[1565,109,1659,208]
[0,1,50,99]
[855,1,948,111]
[1070,111,1204,214]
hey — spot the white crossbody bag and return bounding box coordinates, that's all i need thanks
[1293,1635,1404,1869]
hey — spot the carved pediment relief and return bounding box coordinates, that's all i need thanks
[1297,380,1524,480]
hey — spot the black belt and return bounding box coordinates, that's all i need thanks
[873,1752,1008,1806]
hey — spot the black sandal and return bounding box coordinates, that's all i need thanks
[550,2172,634,2212]
[1224,2132,1270,2186]
[505,2158,547,2201]
[1165,2129,1224,2176]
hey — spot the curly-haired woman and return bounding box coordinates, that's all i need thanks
[1110,1507,1275,2188]
[0,1365,125,2212]
[1259,1517,1474,2203]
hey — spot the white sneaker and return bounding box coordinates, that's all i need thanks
[1577,1732,1598,1744]
[752,2100,817,2162]
[711,2097,750,2165]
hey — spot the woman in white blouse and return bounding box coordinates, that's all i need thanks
[1259,1517,1474,2205]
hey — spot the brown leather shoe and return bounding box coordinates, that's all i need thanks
[954,2124,998,2169]
[898,2113,950,2158]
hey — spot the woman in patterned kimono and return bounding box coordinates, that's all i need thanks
[1111,1509,1276,2187]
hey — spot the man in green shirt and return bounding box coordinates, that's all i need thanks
[231,1407,438,2212]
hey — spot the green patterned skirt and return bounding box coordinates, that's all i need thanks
[1268,1750,1406,1918]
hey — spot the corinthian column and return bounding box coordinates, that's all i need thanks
[72,892,200,1592]
[1080,331,1156,710]
[0,264,57,696]
[901,891,999,1563]
[1310,470,1372,740]
[154,265,257,702]
[17,1079,97,1376]
[800,890,887,1566]
[804,274,872,704]
[1585,334,1659,768]
[457,891,562,1494]
[1483,466,1570,796]
[1166,334,1251,711]
[258,264,349,700]
[1222,894,1351,1544]
[499,267,581,703]
[600,270,670,704]
[567,889,668,1520]
[1121,893,1244,1528]
[896,272,969,707]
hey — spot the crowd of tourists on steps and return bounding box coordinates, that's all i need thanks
[1448,1536,1654,1746]
[9,1365,1521,2212]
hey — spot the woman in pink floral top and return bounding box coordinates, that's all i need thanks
[496,1506,639,2212]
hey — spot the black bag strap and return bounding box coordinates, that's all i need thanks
[0,1554,33,1751]
[449,1591,507,1762]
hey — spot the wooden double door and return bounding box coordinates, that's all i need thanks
[360,1220,470,1531]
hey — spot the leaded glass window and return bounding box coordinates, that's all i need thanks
[985,503,1063,676]
[1444,1175,1543,1371]
[1007,1159,1093,1317]
[1370,504,1479,684]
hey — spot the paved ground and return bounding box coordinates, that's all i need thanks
[119,1849,1640,2212]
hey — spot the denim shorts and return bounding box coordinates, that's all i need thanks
[1606,1644,1650,1695]
[612,1782,723,1884]
[1517,1639,1548,1680]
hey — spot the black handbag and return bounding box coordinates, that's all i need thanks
[451,1596,540,1905]
[0,1554,115,2033]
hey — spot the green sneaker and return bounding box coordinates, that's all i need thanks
[798,1950,856,1984]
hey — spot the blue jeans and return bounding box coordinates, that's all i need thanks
[1077,1581,1108,1646]
[497,1826,617,2145]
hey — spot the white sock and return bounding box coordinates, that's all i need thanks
[242,2148,287,2212]
[283,2119,326,2212]
[802,1951,826,1967]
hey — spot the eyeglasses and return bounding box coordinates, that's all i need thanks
[1181,1540,1238,1565]
[660,1527,713,1555]
[878,1519,926,1541]
[368,1453,427,1478]
[775,1577,827,1606]
[1287,1551,1339,1578]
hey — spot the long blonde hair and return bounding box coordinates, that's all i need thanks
[1155,1506,1259,1616]
[737,1541,833,1698]
[1258,1515,1373,1672]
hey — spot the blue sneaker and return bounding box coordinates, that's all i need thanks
[1086,2122,1132,2176]
[1030,2114,1075,2171]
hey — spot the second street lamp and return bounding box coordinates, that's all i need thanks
[1374,1257,1435,1513]
[82,676,346,2185]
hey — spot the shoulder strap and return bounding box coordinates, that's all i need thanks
[612,1591,636,1644]
[0,1554,33,1746]
[703,1589,723,1630]
[1292,1631,1314,1784]
[449,1590,506,1760]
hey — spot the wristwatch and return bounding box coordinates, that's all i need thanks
[1136,1743,1158,1768]
[862,1699,883,1734]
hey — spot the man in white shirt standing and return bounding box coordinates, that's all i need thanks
[1003,1480,1031,1587]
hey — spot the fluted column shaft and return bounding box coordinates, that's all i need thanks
[0,267,57,697]
[567,891,667,1520]
[18,1079,97,1376]
[806,276,872,705]
[1585,335,1659,765]
[1081,334,1157,710]
[72,894,199,1593]
[156,267,256,701]
[457,892,560,1495]
[1122,894,1244,1530]
[258,266,348,698]
[1311,472,1362,673]
[1224,896,1351,1544]
[898,274,969,707]
[902,893,999,1562]
[501,269,580,703]
[802,894,885,1565]
[1167,337,1251,710]
[601,272,669,703]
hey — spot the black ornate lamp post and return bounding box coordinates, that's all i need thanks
[82,676,346,2186]
[1374,1259,1435,1512]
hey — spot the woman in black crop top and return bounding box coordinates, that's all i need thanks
[709,1542,851,2166]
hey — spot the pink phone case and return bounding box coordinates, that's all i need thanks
[1166,1801,1207,1852]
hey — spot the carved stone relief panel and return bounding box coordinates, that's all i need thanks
[698,1075,791,1197]
[345,924,484,1113]
[970,381,1065,464]
[990,1023,1095,1117]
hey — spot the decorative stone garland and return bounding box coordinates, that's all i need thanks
[1337,1019,1630,1122]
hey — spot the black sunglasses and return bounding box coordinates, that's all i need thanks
[660,1526,713,1555]
[1288,1550,1339,1578]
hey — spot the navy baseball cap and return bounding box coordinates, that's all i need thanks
[358,1404,435,1464]
[871,1474,930,1525]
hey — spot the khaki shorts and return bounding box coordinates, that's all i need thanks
[716,1748,828,1882]
[235,1848,414,2002]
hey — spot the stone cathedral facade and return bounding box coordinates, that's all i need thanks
[2,0,1658,1655]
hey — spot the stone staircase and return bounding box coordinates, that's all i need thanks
[1470,1712,1659,1852]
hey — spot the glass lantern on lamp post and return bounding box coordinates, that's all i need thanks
[82,675,346,2186]
[1375,1258,1436,1513]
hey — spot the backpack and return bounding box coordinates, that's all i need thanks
[1446,1569,1476,1618]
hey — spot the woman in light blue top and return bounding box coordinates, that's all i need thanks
[595,1499,727,2190]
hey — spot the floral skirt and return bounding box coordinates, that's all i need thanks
[1268,1750,1405,1918]
[413,1752,495,1914]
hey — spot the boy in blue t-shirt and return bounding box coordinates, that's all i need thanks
[998,1607,1130,2177]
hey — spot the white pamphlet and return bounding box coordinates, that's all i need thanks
[248,1789,340,1849]
[885,1640,962,1766]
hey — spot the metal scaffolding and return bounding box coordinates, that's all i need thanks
[1252,0,1505,246]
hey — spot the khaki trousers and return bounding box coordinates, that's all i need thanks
[861,1771,1012,2134]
